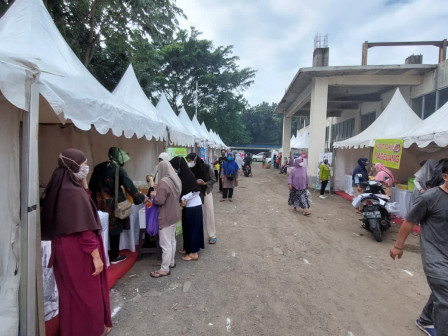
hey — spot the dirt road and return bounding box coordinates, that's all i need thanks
[110,163,429,336]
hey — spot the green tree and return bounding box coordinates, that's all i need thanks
[134,28,256,145]
[1,0,184,67]
[242,102,299,145]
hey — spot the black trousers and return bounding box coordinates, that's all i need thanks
[222,188,234,199]
[109,233,121,260]
[320,180,329,195]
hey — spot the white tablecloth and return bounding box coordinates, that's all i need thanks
[119,203,145,252]
[41,241,58,321]
[97,211,110,267]
[391,187,415,219]
[344,174,354,196]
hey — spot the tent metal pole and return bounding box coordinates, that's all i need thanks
[19,72,40,335]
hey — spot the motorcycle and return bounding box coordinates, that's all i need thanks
[243,164,251,177]
[354,180,395,242]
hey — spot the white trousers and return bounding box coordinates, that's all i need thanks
[202,192,216,239]
[159,223,177,272]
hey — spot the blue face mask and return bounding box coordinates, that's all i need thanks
[227,157,232,161]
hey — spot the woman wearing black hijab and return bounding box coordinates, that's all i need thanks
[186,153,217,244]
[169,156,204,261]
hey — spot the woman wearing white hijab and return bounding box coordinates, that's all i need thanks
[150,161,182,278]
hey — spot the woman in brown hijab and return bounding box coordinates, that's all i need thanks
[41,149,112,336]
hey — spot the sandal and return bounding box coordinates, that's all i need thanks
[178,250,186,255]
[209,237,217,244]
[303,211,311,216]
[220,199,227,202]
[182,254,199,261]
[150,270,170,278]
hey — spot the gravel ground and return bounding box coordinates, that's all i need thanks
[109,163,429,336]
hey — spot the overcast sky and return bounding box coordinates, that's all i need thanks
[176,0,447,106]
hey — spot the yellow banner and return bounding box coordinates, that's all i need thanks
[166,147,188,158]
[372,139,403,169]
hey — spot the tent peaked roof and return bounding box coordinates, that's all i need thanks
[156,95,194,147]
[177,107,204,142]
[113,64,167,141]
[334,89,422,149]
[404,101,448,148]
[200,122,216,146]
[191,115,210,140]
[0,0,160,139]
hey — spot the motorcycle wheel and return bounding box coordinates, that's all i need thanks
[368,219,382,242]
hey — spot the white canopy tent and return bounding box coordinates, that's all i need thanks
[332,89,429,194]
[403,101,448,148]
[112,64,168,141]
[156,95,194,147]
[333,89,422,149]
[291,126,309,149]
[191,115,211,143]
[0,0,167,333]
[178,107,205,144]
[201,122,217,148]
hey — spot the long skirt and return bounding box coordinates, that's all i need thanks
[52,231,112,336]
[288,187,310,209]
[182,205,205,254]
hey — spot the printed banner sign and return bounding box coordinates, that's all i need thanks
[200,147,206,162]
[372,139,403,169]
[166,147,188,158]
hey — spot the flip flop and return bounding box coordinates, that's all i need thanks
[178,250,186,255]
[150,270,170,278]
[220,199,227,202]
[209,237,217,244]
[303,212,311,216]
[182,255,199,261]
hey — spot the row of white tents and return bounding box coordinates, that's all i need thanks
[0,0,226,334]
[333,88,448,194]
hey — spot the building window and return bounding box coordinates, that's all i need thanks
[360,111,376,131]
[412,96,423,117]
[424,91,436,118]
[331,118,355,142]
[412,88,448,119]
[438,87,448,109]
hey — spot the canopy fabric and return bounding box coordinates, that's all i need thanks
[178,108,205,143]
[112,65,167,141]
[403,101,448,148]
[0,0,162,140]
[191,115,211,142]
[0,98,21,336]
[291,126,309,149]
[201,122,217,147]
[155,95,194,147]
[334,89,422,149]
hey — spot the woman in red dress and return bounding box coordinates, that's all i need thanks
[41,148,112,336]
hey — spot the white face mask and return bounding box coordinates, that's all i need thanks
[298,162,304,167]
[74,165,89,181]
[187,161,196,168]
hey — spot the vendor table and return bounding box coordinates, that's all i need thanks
[344,174,354,196]
[119,203,145,252]
[391,187,415,219]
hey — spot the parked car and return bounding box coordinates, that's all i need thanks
[252,152,270,162]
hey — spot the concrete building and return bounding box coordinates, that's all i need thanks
[275,39,448,185]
